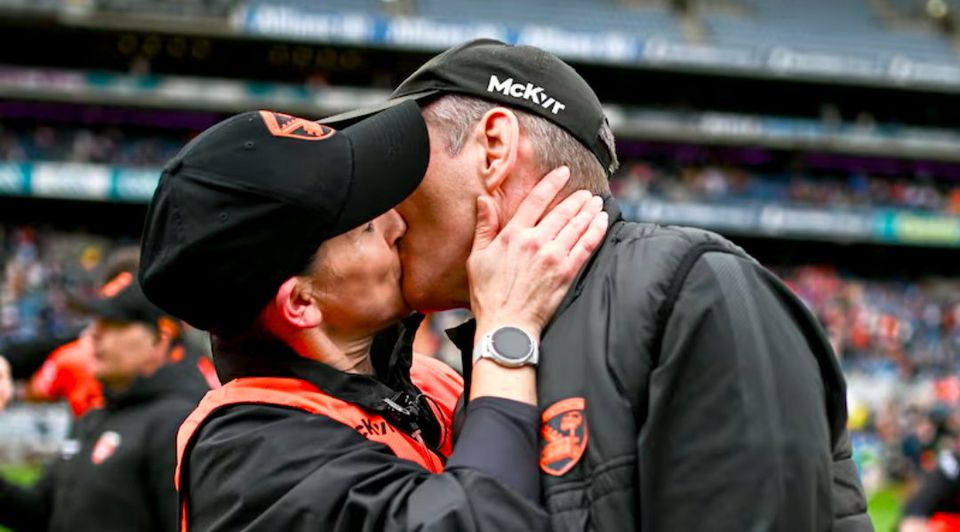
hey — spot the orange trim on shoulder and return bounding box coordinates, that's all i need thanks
[410,355,463,457]
[174,376,447,530]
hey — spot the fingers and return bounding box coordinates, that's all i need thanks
[535,190,593,240]
[472,195,500,252]
[564,211,609,273]
[508,166,570,229]
[552,195,603,251]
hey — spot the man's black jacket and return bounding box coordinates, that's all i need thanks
[453,199,872,531]
[0,362,203,532]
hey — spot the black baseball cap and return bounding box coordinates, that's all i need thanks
[138,100,430,334]
[323,39,616,176]
[77,272,177,329]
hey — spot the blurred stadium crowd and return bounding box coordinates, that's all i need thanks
[0,125,184,167]
[614,161,960,215]
[5,224,960,377]
[3,121,960,215]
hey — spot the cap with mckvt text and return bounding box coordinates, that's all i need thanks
[323,39,617,176]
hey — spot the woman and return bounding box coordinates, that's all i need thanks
[138,101,607,530]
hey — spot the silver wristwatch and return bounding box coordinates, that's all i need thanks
[472,326,539,368]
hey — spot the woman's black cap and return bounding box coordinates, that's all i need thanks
[138,100,429,334]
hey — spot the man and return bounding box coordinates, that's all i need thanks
[900,447,960,531]
[0,272,204,532]
[19,248,140,416]
[0,247,215,417]
[324,39,872,531]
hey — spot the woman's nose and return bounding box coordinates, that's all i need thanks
[383,209,407,245]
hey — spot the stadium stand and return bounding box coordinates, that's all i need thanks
[257,0,960,65]
[3,120,959,217]
[2,223,957,374]
[783,266,960,376]
[0,125,186,167]
[0,226,119,343]
[704,0,958,62]
[416,0,682,38]
[612,158,960,214]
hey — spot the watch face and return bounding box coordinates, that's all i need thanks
[491,327,532,361]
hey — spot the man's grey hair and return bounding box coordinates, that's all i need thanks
[422,94,618,195]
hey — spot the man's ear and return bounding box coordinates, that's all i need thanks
[272,277,324,330]
[478,107,520,194]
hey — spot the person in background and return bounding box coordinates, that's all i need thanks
[0,247,215,417]
[900,443,960,532]
[0,273,205,532]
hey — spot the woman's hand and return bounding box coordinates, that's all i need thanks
[468,166,609,342]
[465,166,608,405]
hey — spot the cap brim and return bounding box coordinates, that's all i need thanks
[72,281,168,324]
[321,90,439,128]
[73,297,130,322]
[333,99,431,233]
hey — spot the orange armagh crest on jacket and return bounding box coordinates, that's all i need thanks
[540,397,588,477]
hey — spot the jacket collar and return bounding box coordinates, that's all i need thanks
[211,314,443,448]
[552,195,623,318]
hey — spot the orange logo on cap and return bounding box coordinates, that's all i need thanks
[540,397,588,476]
[259,111,336,141]
[99,272,133,298]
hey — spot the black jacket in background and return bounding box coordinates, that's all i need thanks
[904,450,960,518]
[0,362,203,532]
